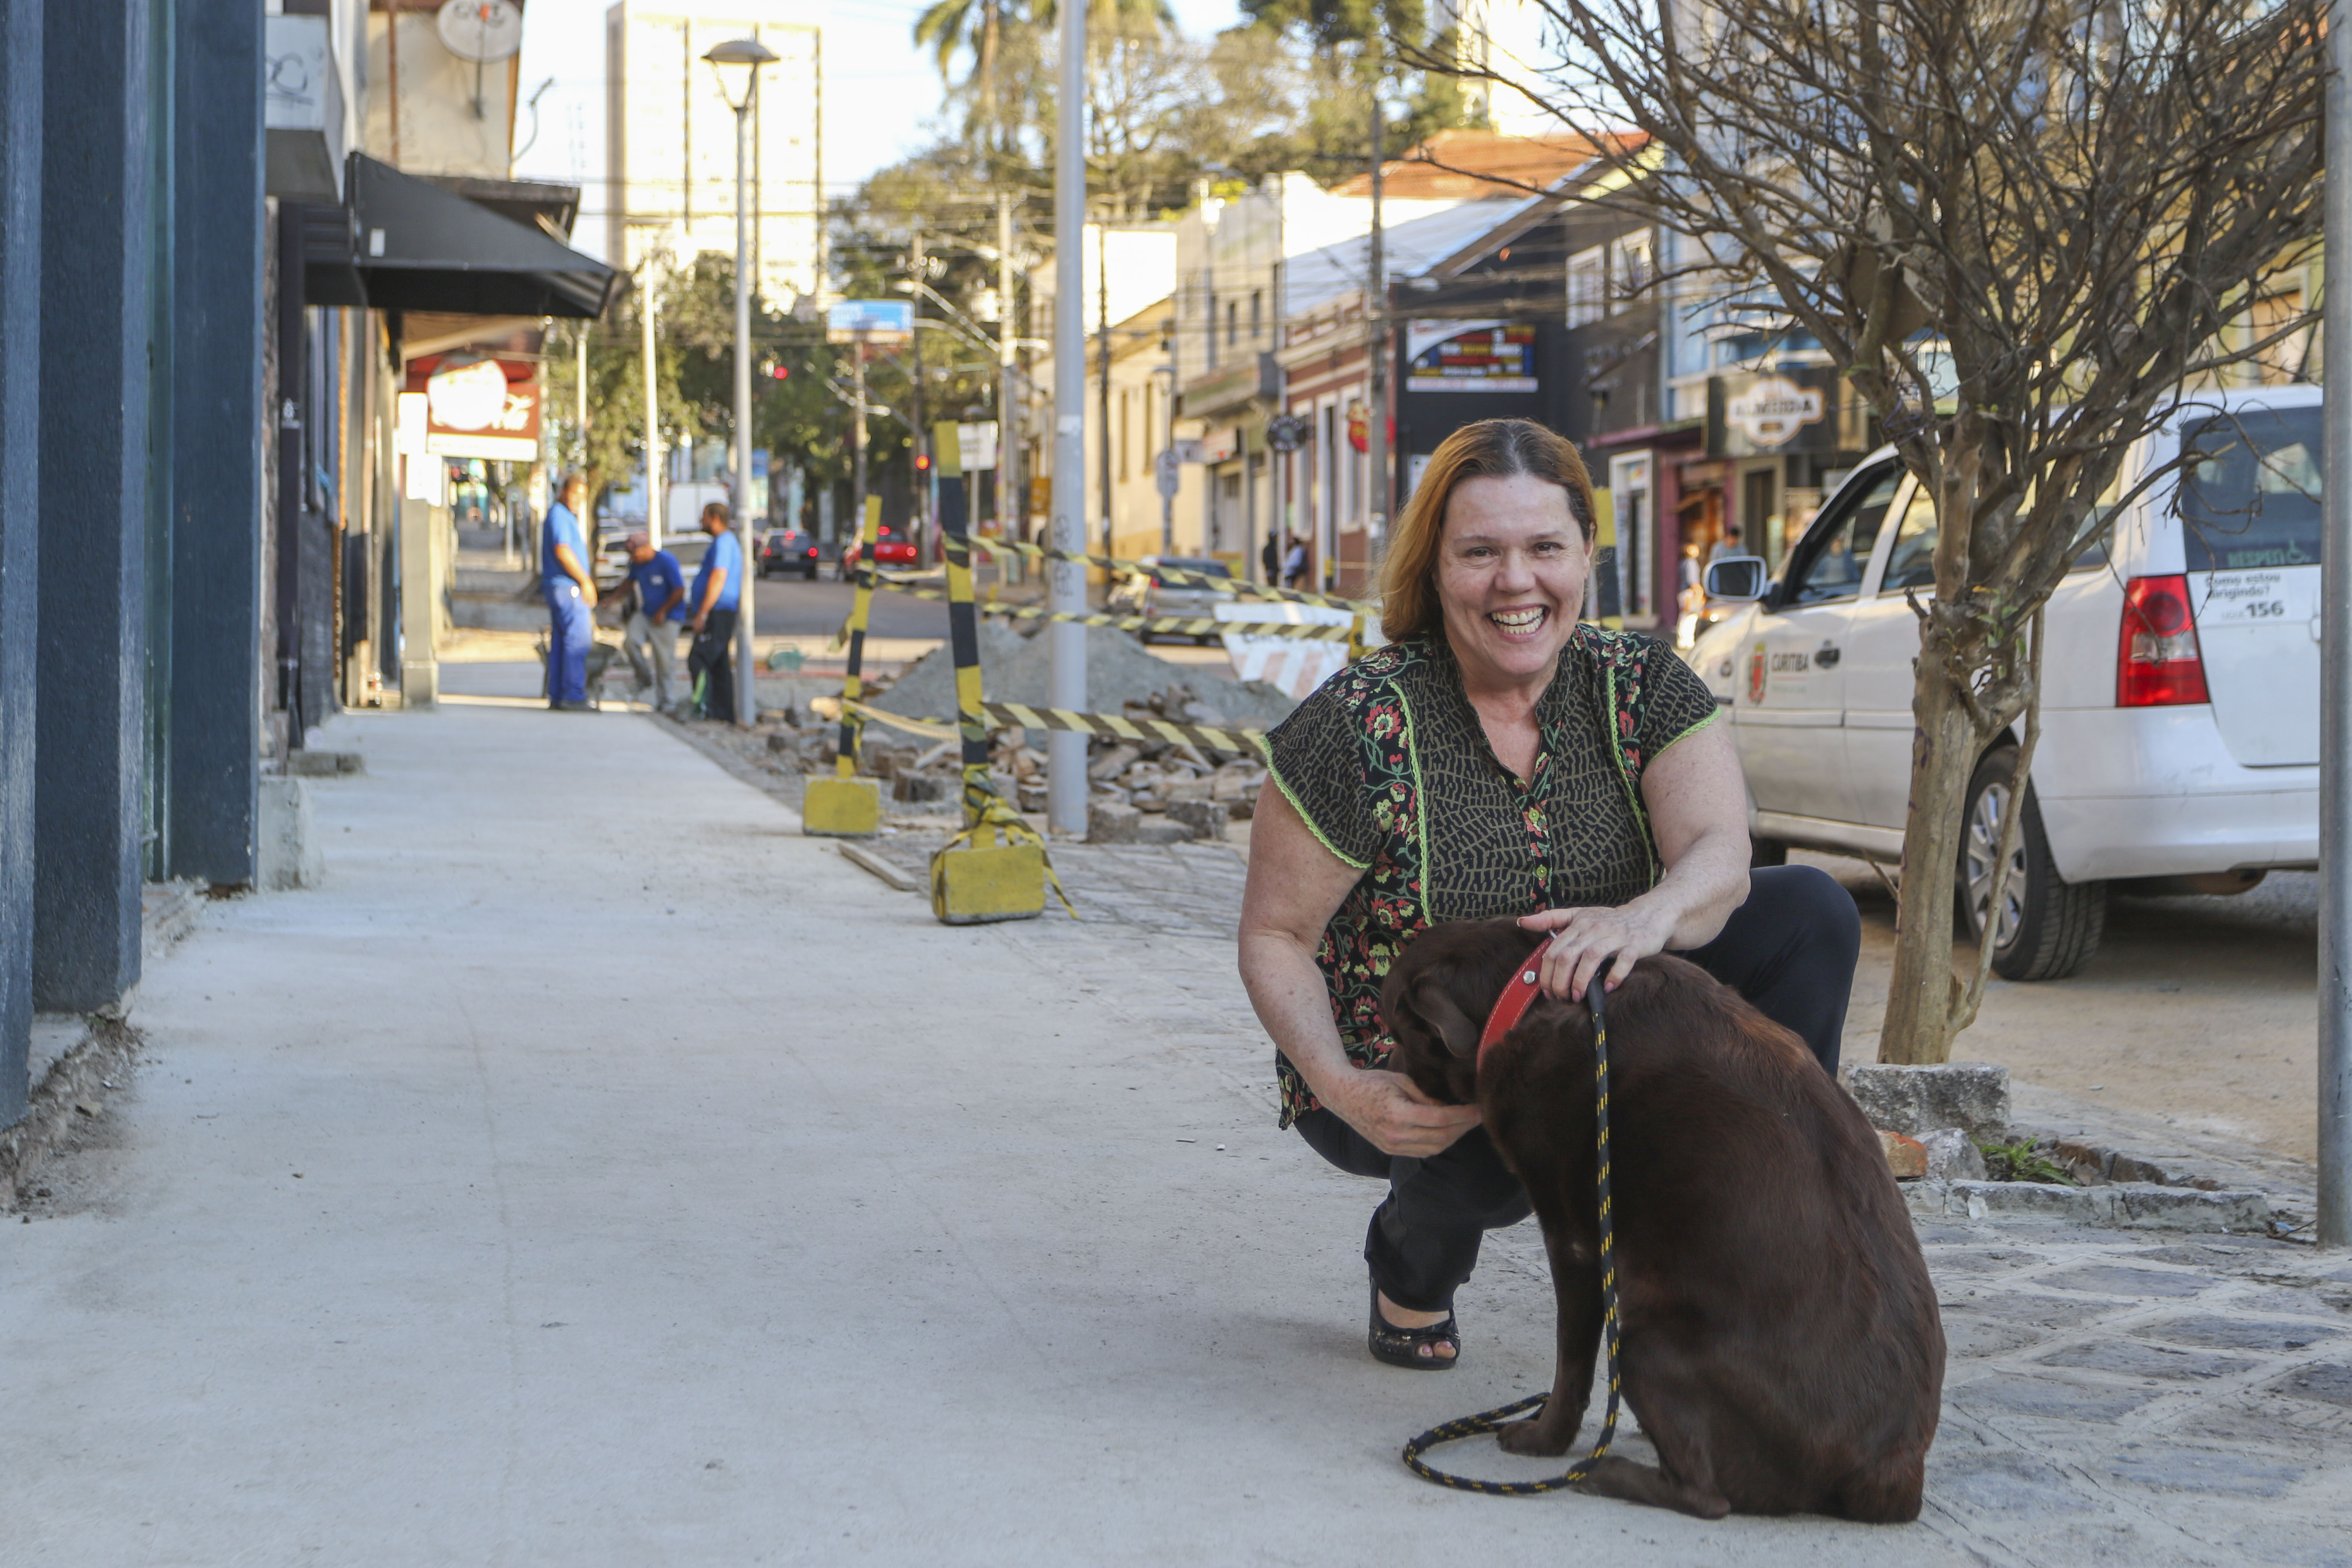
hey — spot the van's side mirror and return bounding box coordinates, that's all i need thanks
[1704,556,1769,601]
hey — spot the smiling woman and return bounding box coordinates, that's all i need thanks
[1236,417,1863,1372]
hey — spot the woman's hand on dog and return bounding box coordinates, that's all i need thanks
[1518,902,1677,1003]
[1328,1069,1483,1157]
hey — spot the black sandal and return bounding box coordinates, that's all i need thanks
[1368,1282,1460,1370]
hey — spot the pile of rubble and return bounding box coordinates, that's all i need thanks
[739,682,1268,846]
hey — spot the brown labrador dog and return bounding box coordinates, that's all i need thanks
[1382,920,1944,1522]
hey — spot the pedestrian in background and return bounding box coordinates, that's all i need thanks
[543,473,598,711]
[621,530,686,711]
[687,500,743,723]
[1283,531,1309,589]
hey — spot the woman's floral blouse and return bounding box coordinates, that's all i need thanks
[1262,628,1721,1127]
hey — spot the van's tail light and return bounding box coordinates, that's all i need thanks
[2117,574,2209,707]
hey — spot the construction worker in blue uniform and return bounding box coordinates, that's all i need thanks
[543,473,598,710]
[686,499,744,723]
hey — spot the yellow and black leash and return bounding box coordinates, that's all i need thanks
[1401,974,1622,1495]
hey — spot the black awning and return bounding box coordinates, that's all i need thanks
[305,154,618,320]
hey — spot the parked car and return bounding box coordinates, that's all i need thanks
[1691,387,2320,981]
[1108,556,1236,644]
[837,523,919,579]
[761,528,821,579]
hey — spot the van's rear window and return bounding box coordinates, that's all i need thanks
[2178,407,2323,572]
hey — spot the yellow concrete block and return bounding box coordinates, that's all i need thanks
[931,842,1046,925]
[802,776,881,838]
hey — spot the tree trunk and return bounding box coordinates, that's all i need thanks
[1876,651,1981,1064]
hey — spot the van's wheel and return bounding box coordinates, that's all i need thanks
[1750,838,1788,868]
[1960,746,2105,981]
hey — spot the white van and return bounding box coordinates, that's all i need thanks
[1691,387,2321,980]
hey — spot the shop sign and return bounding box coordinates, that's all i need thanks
[956,420,999,473]
[1201,426,1241,463]
[1708,367,1863,458]
[415,357,539,460]
[1724,375,1822,447]
[827,299,913,345]
[1406,323,1538,392]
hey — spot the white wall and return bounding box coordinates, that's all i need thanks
[606,1,824,307]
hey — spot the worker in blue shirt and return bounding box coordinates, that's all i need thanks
[542,473,598,710]
[619,530,687,711]
[686,499,744,723]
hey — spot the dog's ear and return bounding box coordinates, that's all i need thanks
[1406,970,1482,1059]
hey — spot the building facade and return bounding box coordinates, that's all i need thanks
[604,0,823,310]
[0,0,615,1142]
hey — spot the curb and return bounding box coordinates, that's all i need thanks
[1905,1177,2271,1232]
[1,1017,139,1210]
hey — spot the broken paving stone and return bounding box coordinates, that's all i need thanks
[1839,1061,2011,1141]
[1163,799,1225,842]
[1087,800,1142,844]
[1919,1126,1988,1182]
[1880,1130,1928,1179]
[1087,744,1142,782]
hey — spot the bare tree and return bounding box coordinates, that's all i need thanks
[1429,0,2325,1063]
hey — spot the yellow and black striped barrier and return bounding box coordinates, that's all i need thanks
[837,696,1268,760]
[803,498,885,838]
[971,536,1378,615]
[852,574,1357,643]
[929,493,1072,924]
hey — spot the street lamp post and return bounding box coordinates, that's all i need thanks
[706,36,779,729]
[1048,0,1088,835]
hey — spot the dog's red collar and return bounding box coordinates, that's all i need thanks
[1476,935,1554,1064]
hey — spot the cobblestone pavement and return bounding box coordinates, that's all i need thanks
[834,835,2352,1566]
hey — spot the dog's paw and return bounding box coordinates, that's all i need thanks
[1496,1418,1574,1458]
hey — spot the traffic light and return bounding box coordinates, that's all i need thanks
[768,363,790,380]
[914,452,932,472]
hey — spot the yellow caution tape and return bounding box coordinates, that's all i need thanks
[858,575,1354,642]
[973,536,1377,615]
[837,697,1268,759]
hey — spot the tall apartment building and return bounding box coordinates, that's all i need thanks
[605,1,824,305]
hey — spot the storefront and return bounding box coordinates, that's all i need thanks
[1703,364,1874,573]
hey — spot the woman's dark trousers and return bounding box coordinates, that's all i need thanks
[1292,864,1862,1314]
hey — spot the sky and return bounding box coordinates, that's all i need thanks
[512,0,1246,264]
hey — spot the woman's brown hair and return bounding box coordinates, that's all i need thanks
[1377,418,1597,643]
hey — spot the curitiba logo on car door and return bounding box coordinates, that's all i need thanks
[1748,640,1768,703]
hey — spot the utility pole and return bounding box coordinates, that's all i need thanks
[575,324,588,471]
[1048,0,1089,836]
[2318,0,2351,1249]
[997,190,1019,569]
[641,257,662,548]
[911,224,930,563]
[851,345,869,562]
[1098,224,1113,560]
[1364,66,1389,565]
[729,61,761,727]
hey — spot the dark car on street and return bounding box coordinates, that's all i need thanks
[761,528,821,579]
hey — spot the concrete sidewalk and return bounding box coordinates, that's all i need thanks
[2,705,2345,1566]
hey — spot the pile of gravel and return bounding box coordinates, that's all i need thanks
[872,622,1299,729]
